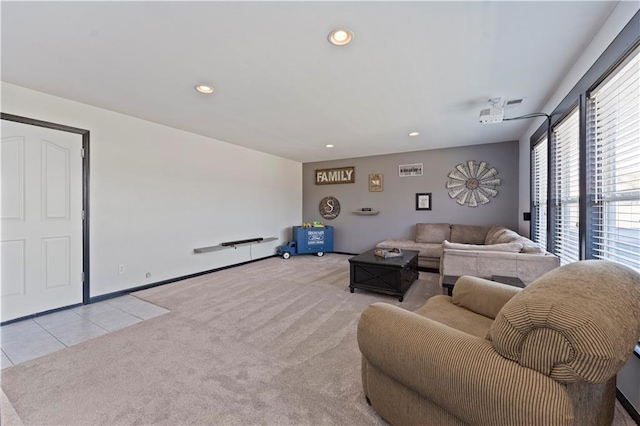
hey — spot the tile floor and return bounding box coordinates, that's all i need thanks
[0,295,169,369]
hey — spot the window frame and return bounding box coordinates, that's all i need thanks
[530,134,550,251]
[549,104,582,264]
[586,45,640,265]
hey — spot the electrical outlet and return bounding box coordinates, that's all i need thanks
[118,264,125,275]
[145,272,151,278]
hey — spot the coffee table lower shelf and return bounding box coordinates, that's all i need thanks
[442,275,525,296]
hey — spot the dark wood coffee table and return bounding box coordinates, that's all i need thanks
[442,274,525,296]
[348,249,419,302]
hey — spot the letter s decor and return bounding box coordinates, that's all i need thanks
[319,196,341,220]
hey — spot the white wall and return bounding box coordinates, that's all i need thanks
[1,82,302,297]
[517,2,640,237]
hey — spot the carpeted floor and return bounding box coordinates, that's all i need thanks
[0,254,440,425]
[1,254,636,425]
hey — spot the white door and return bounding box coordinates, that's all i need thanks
[1,120,84,322]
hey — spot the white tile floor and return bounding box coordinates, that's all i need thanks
[0,295,169,369]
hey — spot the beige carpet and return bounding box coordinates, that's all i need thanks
[1,254,439,425]
[2,254,636,425]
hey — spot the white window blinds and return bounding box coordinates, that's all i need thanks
[552,107,580,265]
[587,46,640,272]
[532,136,548,250]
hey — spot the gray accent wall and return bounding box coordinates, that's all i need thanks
[303,141,519,254]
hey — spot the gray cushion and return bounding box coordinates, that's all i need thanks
[416,223,450,243]
[443,240,523,253]
[450,224,491,244]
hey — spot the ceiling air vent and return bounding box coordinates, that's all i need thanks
[504,99,523,109]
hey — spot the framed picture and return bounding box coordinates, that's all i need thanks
[399,163,423,177]
[369,174,383,192]
[416,193,432,210]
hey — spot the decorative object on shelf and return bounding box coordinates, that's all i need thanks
[399,163,423,177]
[374,248,403,258]
[315,166,355,185]
[416,193,432,211]
[369,173,383,191]
[446,160,501,207]
[319,196,341,220]
[361,207,372,211]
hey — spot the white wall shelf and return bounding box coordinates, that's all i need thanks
[194,237,278,253]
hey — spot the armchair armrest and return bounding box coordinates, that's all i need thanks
[357,303,572,425]
[452,275,521,319]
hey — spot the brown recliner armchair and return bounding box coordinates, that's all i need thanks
[357,260,640,425]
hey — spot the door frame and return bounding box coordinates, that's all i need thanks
[1,112,90,305]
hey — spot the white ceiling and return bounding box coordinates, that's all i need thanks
[1,1,617,162]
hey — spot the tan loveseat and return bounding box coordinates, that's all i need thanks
[376,223,560,285]
[357,260,640,425]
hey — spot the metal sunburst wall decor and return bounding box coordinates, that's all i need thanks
[446,160,501,207]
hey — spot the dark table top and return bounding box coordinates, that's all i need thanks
[349,248,419,268]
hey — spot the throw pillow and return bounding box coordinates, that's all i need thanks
[519,238,545,254]
[494,229,521,244]
[485,225,508,245]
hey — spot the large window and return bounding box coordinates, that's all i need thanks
[530,12,639,356]
[531,12,639,275]
[531,136,548,250]
[551,107,580,265]
[587,46,640,272]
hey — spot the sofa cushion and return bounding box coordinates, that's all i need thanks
[413,295,494,338]
[451,276,521,321]
[443,240,523,253]
[377,239,443,259]
[416,223,450,243]
[450,224,491,244]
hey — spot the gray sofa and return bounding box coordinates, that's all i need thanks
[377,223,560,285]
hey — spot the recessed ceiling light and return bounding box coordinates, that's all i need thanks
[325,144,335,148]
[328,29,353,46]
[408,132,420,137]
[195,85,214,94]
